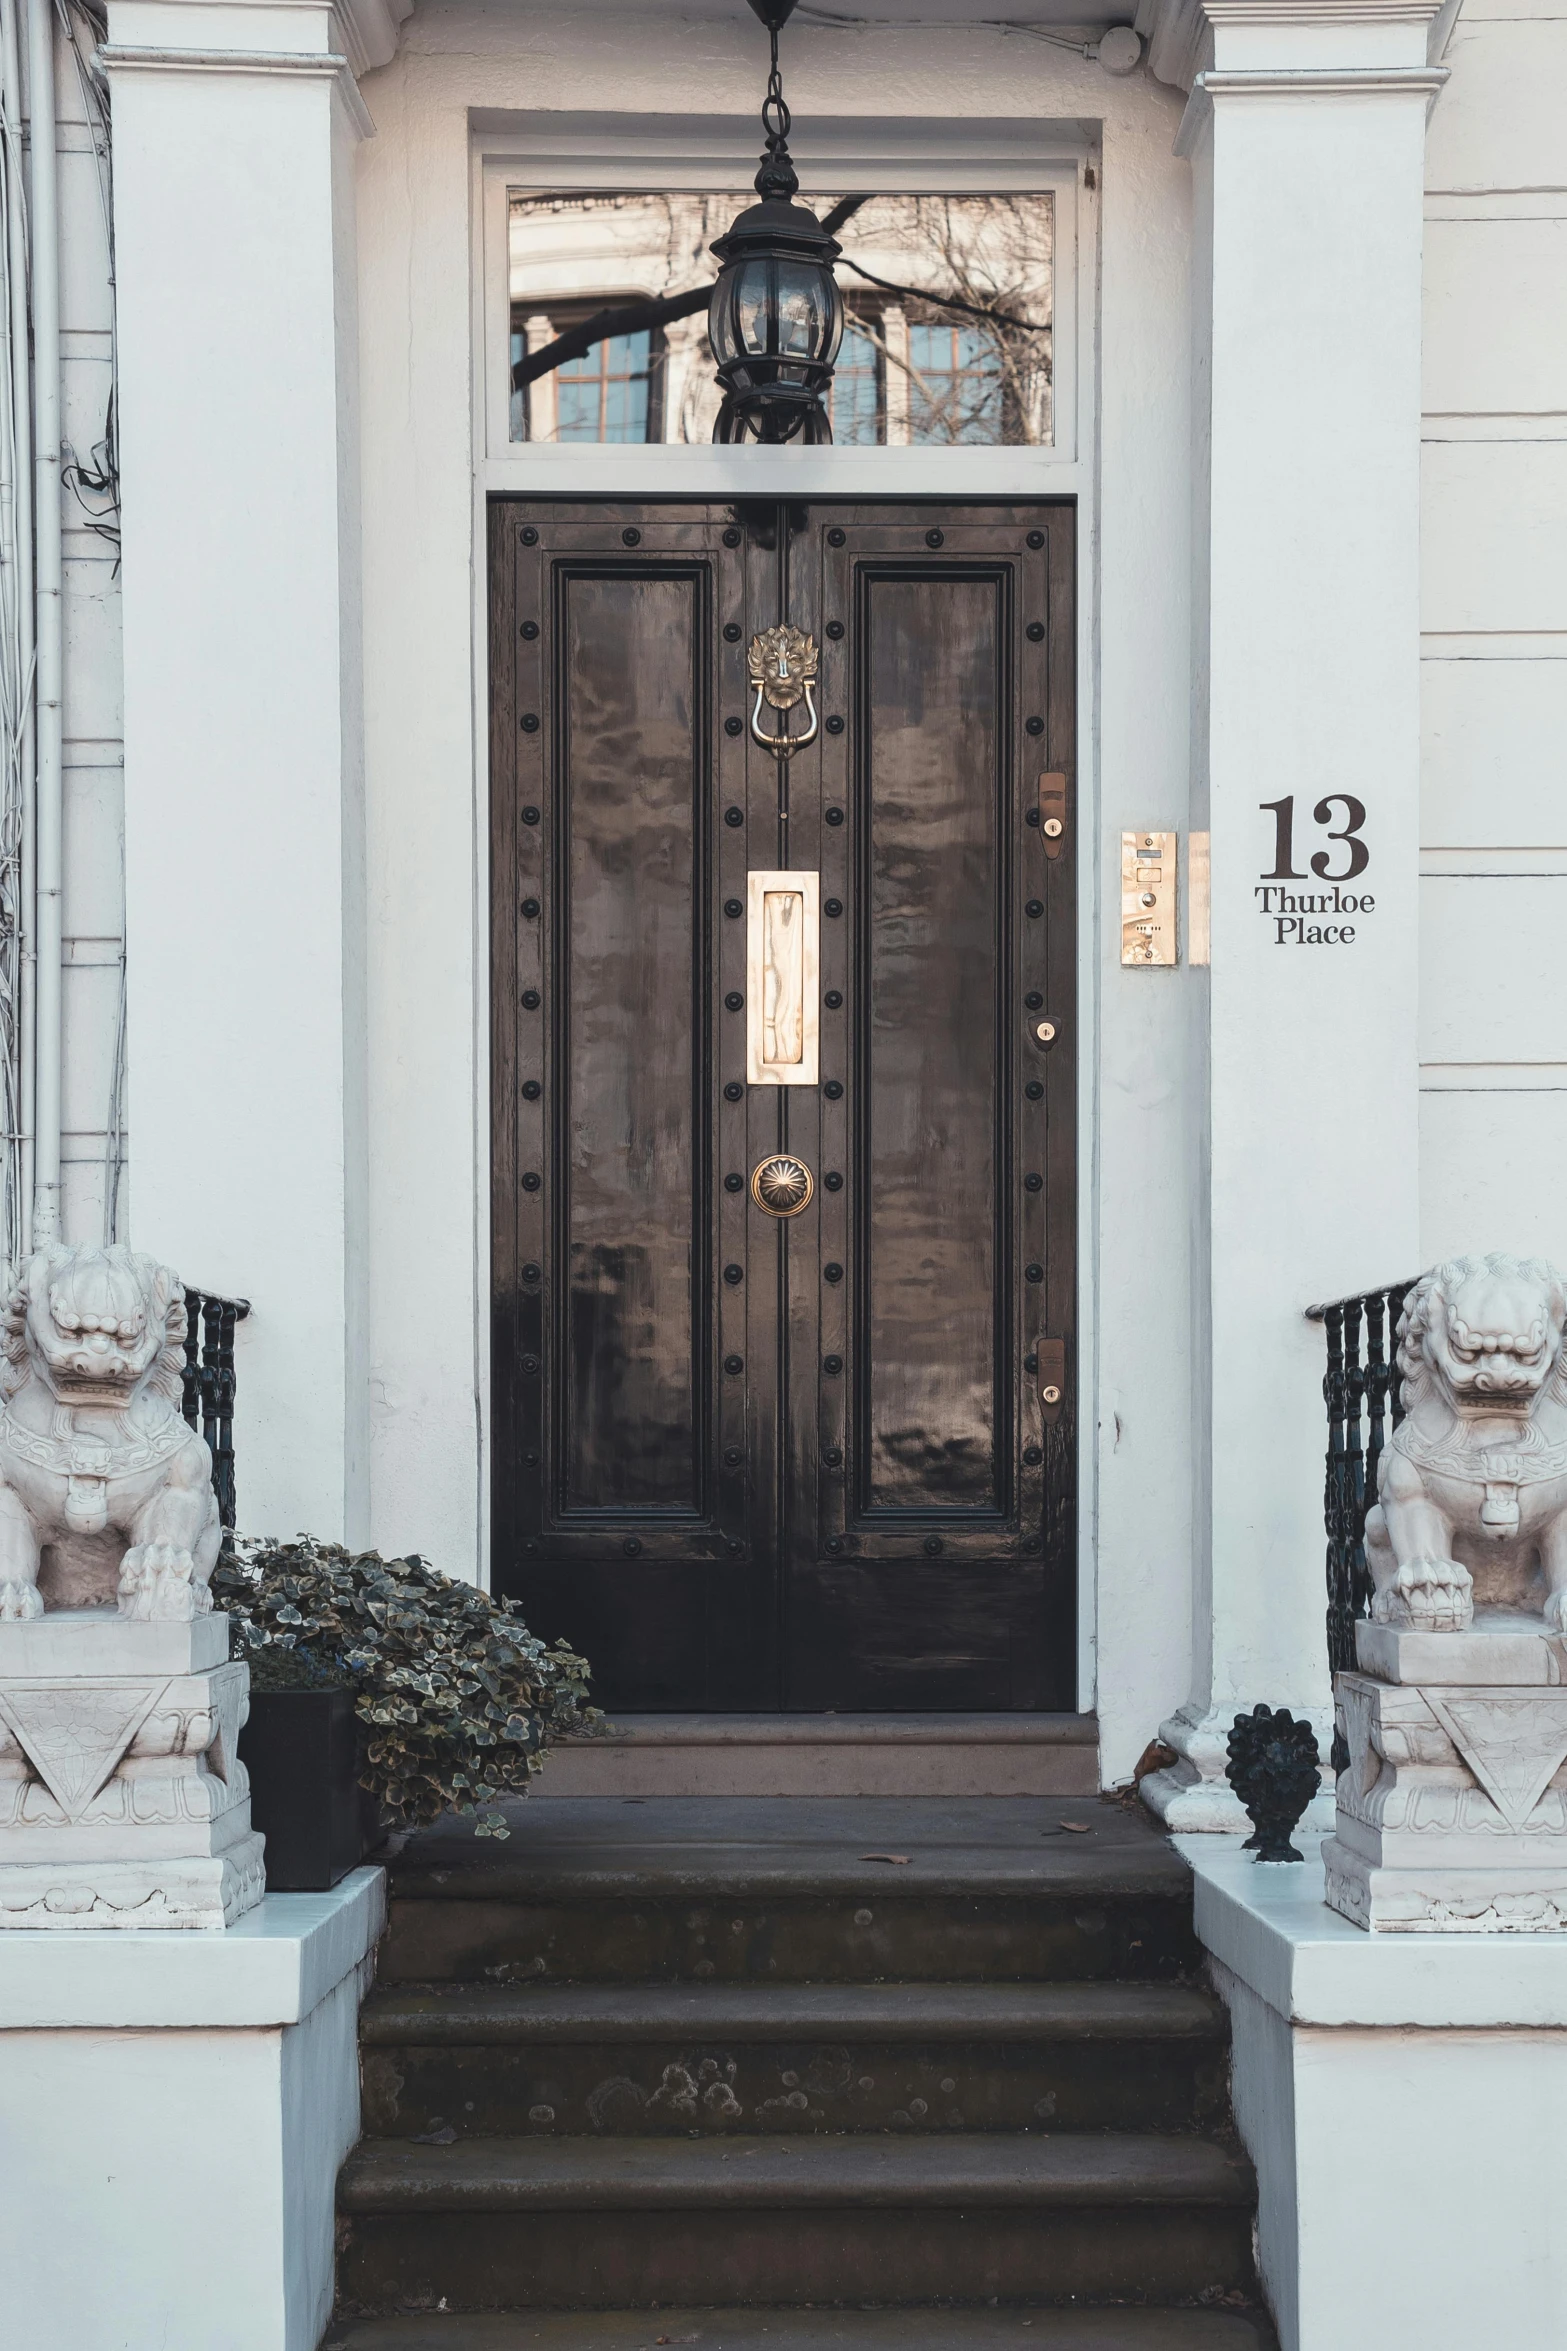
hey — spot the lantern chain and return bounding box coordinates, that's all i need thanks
[757,27,799,199]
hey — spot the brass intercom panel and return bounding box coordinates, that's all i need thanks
[1121,832,1178,967]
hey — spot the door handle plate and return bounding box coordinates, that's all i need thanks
[1038,772,1068,861]
[746,869,820,1086]
[1039,1337,1067,1424]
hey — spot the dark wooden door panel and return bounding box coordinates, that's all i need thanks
[490,505,780,1708]
[785,1563,1050,1711]
[793,505,1074,1710]
[558,568,705,1516]
[860,569,1006,1516]
[491,498,1075,1712]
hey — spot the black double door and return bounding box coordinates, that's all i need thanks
[491,498,1076,1711]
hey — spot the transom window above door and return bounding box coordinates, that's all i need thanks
[507,191,1053,448]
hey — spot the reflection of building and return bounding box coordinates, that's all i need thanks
[509,192,1053,444]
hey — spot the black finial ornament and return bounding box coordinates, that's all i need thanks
[1225,1705,1322,1863]
[708,0,844,444]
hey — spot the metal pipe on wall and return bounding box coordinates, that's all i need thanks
[0,0,34,1263]
[25,0,59,1248]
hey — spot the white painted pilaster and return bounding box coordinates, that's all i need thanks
[0,1870,385,2351]
[104,0,370,1542]
[1145,0,1443,1827]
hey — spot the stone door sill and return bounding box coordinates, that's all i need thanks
[541,1712,1099,1798]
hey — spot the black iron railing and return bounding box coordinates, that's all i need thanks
[1305,1279,1419,1685]
[181,1287,251,1530]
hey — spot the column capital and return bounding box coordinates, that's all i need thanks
[1176,62,1450,159]
[1137,0,1453,94]
[99,0,412,127]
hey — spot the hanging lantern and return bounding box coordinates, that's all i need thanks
[708,0,843,445]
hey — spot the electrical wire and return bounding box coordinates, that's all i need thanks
[793,6,1104,57]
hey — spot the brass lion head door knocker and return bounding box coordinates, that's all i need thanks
[748,624,820,758]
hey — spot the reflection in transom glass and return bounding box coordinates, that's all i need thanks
[558,329,656,442]
[508,191,1052,447]
[909,317,1005,445]
[830,317,883,446]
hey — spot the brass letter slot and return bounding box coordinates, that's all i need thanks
[747,869,820,1087]
[1038,772,1068,861]
[1039,1337,1067,1426]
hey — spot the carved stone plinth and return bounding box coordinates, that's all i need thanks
[0,1607,264,1928]
[1325,1614,1567,1931]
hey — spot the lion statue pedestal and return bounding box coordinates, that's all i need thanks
[1326,1253,1567,1932]
[0,1245,264,1928]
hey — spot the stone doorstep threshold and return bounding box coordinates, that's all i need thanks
[538,1714,1100,1799]
[327,2310,1275,2350]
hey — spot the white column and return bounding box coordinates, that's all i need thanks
[524,312,558,442]
[1144,0,1446,1827]
[103,2,370,1543]
[881,302,911,445]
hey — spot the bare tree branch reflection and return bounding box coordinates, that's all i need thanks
[509,191,1053,447]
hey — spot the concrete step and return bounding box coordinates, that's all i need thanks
[360,1982,1228,2139]
[328,2308,1276,2350]
[379,1798,1198,1987]
[537,1714,1100,1799]
[335,2132,1256,2315]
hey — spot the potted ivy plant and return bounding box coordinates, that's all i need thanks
[213,1537,597,1889]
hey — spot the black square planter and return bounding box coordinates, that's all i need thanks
[238,1685,382,1892]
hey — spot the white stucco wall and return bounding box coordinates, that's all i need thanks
[353,1,1198,1773]
[1420,0,1567,1264]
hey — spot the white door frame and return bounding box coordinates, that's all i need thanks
[466,109,1102,1709]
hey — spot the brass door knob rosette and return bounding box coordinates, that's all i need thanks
[750,1154,814,1217]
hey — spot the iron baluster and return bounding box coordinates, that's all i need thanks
[1360,1288,1391,1631]
[1308,1274,1422,1772]
[1344,1294,1369,1645]
[181,1285,251,1531]
[1388,1280,1415,1433]
[181,1293,203,1434]
[212,1298,241,1532]
[1321,1300,1354,1682]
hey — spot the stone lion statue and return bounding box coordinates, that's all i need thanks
[0,1244,221,1622]
[1366,1252,1567,1634]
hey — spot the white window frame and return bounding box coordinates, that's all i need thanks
[475,115,1089,490]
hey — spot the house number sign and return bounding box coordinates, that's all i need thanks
[1255,794,1374,946]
